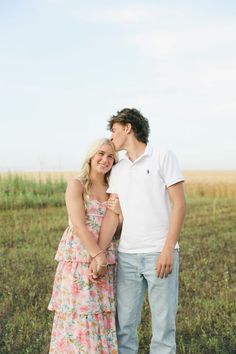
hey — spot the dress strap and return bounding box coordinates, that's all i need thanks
[73,176,85,187]
[74,176,85,189]
[73,176,88,204]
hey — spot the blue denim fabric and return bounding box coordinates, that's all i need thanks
[116,250,179,354]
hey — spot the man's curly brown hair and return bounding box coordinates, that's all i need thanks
[107,108,150,144]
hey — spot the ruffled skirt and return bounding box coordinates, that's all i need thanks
[48,258,117,353]
[49,310,117,354]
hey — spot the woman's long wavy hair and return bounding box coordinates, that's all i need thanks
[77,138,118,200]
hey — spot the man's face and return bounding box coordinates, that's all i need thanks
[110,123,127,151]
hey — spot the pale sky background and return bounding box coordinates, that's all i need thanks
[1,0,235,172]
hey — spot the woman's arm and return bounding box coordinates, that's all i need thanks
[65,179,107,265]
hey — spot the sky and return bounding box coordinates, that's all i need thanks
[1,0,236,171]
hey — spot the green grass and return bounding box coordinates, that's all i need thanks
[0,207,66,354]
[138,196,236,354]
[0,178,236,353]
[0,175,66,210]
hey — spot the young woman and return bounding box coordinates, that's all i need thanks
[48,138,121,354]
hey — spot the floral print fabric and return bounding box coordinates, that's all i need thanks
[48,198,118,353]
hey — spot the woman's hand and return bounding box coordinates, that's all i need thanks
[88,259,98,282]
[107,195,122,215]
[95,253,108,277]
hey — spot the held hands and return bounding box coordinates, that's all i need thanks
[88,252,108,282]
[107,195,122,215]
[156,246,174,278]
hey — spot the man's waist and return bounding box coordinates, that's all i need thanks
[118,233,179,253]
[118,242,179,254]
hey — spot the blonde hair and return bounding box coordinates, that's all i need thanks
[77,138,118,199]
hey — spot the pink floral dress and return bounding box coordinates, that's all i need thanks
[48,197,118,354]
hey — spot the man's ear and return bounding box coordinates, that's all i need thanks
[124,123,132,134]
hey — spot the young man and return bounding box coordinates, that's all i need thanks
[99,108,186,354]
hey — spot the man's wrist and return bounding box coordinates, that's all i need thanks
[164,239,176,252]
[95,253,107,265]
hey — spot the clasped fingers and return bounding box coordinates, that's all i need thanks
[88,259,99,282]
[96,262,108,276]
[88,259,109,283]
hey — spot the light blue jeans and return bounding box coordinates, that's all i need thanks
[116,250,179,354]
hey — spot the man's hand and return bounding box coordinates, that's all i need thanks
[88,254,108,282]
[107,194,122,215]
[156,182,185,279]
[156,247,174,278]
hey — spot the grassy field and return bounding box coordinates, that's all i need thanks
[0,172,236,353]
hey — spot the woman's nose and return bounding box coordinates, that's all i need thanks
[102,155,108,163]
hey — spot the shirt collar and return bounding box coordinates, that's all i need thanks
[143,144,153,157]
[123,144,153,163]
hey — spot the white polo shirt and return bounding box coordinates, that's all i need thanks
[107,145,184,253]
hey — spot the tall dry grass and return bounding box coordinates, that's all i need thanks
[1,170,236,198]
[0,171,77,182]
[183,170,236,197]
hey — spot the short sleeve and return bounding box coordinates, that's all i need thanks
[160,150,184,188]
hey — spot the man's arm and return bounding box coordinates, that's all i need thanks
[156,182,186,278]
[106,194,123,240]
[88,205,120,282]
[98,208,120,249]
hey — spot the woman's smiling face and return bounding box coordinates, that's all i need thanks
[90,143,115,174]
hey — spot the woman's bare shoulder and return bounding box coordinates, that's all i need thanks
[66,178,84,196]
